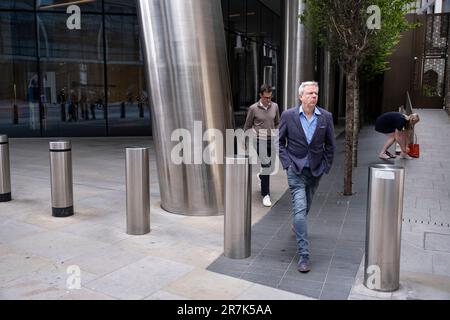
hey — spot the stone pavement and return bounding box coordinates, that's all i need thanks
[0,135,309,300]
[208,129,366,300]
[349,109,450,300]
[209,110,450,300]
[0,110,449,300]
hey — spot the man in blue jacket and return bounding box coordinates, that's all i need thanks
[279,81,336,273]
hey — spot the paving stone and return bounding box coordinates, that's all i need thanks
[236,284,314,300]
[432,252,450,276]
[86,256,194,300]
[424,232,450,252]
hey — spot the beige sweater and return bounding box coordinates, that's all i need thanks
[243,101,280,139]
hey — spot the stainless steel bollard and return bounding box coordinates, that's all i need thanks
[126,147,150,235]
[0,135,12,202]
[49,141,74,217]
[224,155,252,259]
[364,164,405,292]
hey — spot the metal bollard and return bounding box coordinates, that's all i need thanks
[364,164,405,292]
[126,147,150,235]
[49,141,74,217]
[0,135,12,202]
[224,155,252,259]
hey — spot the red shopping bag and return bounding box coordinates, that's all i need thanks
[408,134,419,158]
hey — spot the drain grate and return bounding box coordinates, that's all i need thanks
[402,218,450,228]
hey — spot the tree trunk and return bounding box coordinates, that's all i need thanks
[353,74,360,168]
[344,65,357,196]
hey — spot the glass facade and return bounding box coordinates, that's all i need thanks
[0,0,283,137]
[222,0,282,127]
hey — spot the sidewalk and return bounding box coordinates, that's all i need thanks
[349,109,450,300]
[0,110,449,300]
[207,109,450,300]
[0,136,307,300]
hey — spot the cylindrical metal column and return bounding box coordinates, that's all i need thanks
[0,135,12,202]
[49,141,73,217]
[126,147,150,235]
[224,156,252,259]
[364,164,405,292]
[137,0,234,216]
[282,0,315,109]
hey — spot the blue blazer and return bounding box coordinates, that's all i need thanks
[278,106,336,177]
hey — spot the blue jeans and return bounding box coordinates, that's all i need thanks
[287,166,322,257]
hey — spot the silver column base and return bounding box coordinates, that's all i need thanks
[0,192,11,202]
[52,206,74,218]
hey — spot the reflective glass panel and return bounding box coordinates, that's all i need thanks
[105,14,151,136]
[37,0,101,13]
[104,0,137,14]
[0,12,40,137]
[0,0,34,10]
[38,12,106,136]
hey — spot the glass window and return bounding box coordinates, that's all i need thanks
[245,39,259,107]
[225,0,283,128]
[247,0,259,38]
[272,15,281,48]
[0,12,40,137]
[229,32,247,114]
[104,0,137,14]
[37,12,106,137]
[229,0,246,34]
[0,0,34,10]
[260,6,273,44]
[221,0,229,29]
[105,14,151,136]
[37,0,102,13]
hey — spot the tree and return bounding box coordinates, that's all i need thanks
[301,0,417,195]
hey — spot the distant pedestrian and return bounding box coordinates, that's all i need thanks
[375,112,420,160]
[244,84,280,207]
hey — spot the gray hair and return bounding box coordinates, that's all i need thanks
[298,81,319,96]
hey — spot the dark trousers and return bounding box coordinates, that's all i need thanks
[256,138,272,197]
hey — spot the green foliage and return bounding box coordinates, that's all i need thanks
[301,0,418,78]
[422,84,439,97]
[361,1,420,78]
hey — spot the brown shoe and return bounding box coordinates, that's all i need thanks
[297,256,310,273]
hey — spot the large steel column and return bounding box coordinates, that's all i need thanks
[137,0,233,216]
[282,0,315,109]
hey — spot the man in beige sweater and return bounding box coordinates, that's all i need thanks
[244,84,280,207]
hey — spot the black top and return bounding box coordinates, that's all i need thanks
[375,112,407,134]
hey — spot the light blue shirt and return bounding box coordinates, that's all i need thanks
[299,105,321,167]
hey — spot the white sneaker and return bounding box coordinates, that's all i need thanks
[400,153,413,160]
[262,195,272,207]
[378,152,390,160]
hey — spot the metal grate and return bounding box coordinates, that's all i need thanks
[423,58,446,97]
[422,14,450,97]
[402,217,450,229]
[425,15,449,55]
